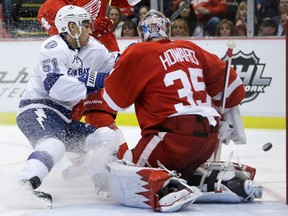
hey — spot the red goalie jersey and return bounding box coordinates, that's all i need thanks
[38,0,140,51]
[103,39,245,133]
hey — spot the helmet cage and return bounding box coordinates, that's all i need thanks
[137,10,171,42]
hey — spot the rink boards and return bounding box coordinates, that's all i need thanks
[0,38,285,129]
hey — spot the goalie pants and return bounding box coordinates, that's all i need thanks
[132,115,219,180]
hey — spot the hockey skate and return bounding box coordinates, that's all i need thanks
[92,173,111,200]
[157,177,202,212]
[62,161,88,180]
[62,153,90,180]
[19,176,52,208]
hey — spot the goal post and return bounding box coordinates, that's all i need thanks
[285,17,288,205]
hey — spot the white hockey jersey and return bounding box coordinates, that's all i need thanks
[22,35,119,111]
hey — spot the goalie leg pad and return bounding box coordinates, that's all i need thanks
[106,161,202,212]
[188,161,263,203]
[107,160,158,209]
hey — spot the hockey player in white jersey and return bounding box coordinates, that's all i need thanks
[15,5,119,208]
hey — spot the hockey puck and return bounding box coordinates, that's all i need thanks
[262,142,273,151]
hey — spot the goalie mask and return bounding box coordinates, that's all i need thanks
[55,5,91,46]
[137,9,171,42]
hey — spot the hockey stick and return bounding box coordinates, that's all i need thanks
[169,0,192,22]
[220,41,236,114]
[213,41,236,161]
[106,0,112,17]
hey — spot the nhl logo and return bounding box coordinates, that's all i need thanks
[222,51,272,104]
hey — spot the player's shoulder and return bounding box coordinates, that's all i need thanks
[172,39,203,52]
[118,43,138,58]
[39,35,72,62]
[87,36,100,46]
[41,35,68,52]
[172,39,196,47]
[123,41,151,53]
[86,36,107,50]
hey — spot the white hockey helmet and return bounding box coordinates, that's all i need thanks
[55,5,91,36]
[137,9,171,42]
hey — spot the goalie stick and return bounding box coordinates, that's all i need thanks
[220,41,236,114]
[213,41,236,161]
[169,0,192,22]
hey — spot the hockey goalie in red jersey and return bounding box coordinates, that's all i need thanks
[102,10,263,212]
[38,0,141,51]
[104,10,246,175]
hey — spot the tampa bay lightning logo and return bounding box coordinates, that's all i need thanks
[45,40,58,49]
[71,56,83,70]
[68,56,90,76]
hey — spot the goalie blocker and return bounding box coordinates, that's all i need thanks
[106,159,263,212]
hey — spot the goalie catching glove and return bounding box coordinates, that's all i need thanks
[78,71,109,95]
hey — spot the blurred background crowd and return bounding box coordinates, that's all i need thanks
[0,0,287,39]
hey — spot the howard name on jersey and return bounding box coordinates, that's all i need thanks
[23,35,118,110]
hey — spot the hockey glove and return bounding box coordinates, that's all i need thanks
[218,121,233,145]
[218,105,246,145]
[78,71,109,95]
[92,17,114,37]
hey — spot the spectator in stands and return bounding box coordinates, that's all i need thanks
[225,0,239,23]
[257,17,278,36]
[216,18,236,36]
[133,0,174,20]
[192,0,227,36]
[278,0,288,15]
[272,0,288,32]
[108,6,124,38]
[171,18,189,37]
[235,1,247,36]
[276,13,287,36]
[0,0,9,38]
[2,0,48,38]
[121,19,138,37]
[175,1,197,36]
[131,5,150,25]
[173,0,180,11]
[256,0,279,21]
[0,24,8,38]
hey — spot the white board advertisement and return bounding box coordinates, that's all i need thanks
[0,38,285,117]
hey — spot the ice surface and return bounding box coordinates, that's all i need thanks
[0,125,287,216]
